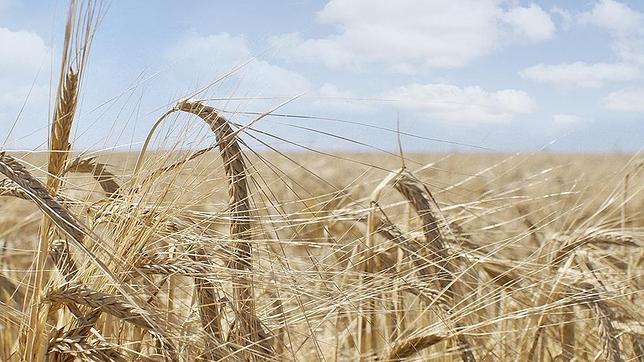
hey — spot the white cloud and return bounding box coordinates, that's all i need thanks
[270,0,554,73]
[165,32,311,95]
[0,27,50,142]
[384,83,535,125]
[0,27,49,80]
[501,4,555,42]
[520,62,640,88]
[578,0,642,35]
[577,1,644,66]
[602,88,644,112]
[552,114,582,127]
[522,1,644,94]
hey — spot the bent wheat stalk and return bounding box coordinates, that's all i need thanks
[132,99,268,357]
[391,169,476,361]
[173,99,269,358]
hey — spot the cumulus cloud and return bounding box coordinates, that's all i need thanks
[578,0,642,35]
[522,2,644,90]
[384,83,535,125]
[578,0,644,66]
[165,32,311,95]
[520,62,640,88]
[269,0,555,73]
[501,4,555,42]
[602,88,644,112]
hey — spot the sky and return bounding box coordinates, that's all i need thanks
[0,0,643,153]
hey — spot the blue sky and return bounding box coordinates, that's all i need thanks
[1,0,643,153]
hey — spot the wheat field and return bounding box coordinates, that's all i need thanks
[0,2,642,361]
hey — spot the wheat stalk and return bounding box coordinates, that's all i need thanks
[173,99,269,359]
[64,156,121,197]
[135,252,212,276]
[392,170,454,286]
[49,239,79,281]
[577,284,624,362]
[47,70,79,192]
[592,301,624,362]
[388,169,476,361]
[46,283,160,332]
[385,332,447,361]
[24,0,102,357]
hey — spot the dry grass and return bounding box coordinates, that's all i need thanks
[0,1,642,361]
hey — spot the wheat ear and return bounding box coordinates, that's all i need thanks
[0,178,31,200]
[26,0,99,357]
[46,283,160,332]
[47,325,127,362]
[391,169,476,361]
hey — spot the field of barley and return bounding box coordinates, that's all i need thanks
[1,146,642,361]
[1,1,642,361]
